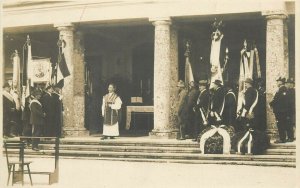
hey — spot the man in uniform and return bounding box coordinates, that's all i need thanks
[193,80,210,141]
[186,81,199,138]
[286,78,295,141]
[209,79,225,125]
[222,82,237,127]
[237,78,258,131]
[270,77,293,143]
[176,80,189,140]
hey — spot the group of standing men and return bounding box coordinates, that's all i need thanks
[176,76,295,143]
[3,82,63,151]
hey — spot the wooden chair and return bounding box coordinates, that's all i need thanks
[4,140,33,186]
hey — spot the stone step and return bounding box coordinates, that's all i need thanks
[39,144,201,153]
[269,143,296,149]
[264,148,296,155]
[7,149,295,163]
[15,154,296,168]
[56,140,200,148]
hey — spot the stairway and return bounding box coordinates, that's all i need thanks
[5,137,296,168]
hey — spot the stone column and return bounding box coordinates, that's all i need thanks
[54,23,88,136]
[264,12,289,139]
[149,17,178,138]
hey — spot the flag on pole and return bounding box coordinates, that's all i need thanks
[26,35,34,86]
[184,41,194,84]
[210,29,224,88]
[236,40,261,113]
[12,50,21,95]
[56,52,70,87]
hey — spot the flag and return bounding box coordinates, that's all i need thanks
[26,36,34,86]
[236,40,261,113]
[210,30,224,87]
[56,52,70,86]
[184,41,194,84]
[185,56,194,84]
[12,50,21,95]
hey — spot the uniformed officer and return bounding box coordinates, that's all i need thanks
[41,84,55,136]
[270,77,293,143]
[176,80,189,140]
[193,80,210,141]
[209,79,225,125]
[237,78,258,131]
[286,78,295,141]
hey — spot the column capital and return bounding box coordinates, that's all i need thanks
[262,10,288,20]
[54,22,75,31]
[149,17,172,26]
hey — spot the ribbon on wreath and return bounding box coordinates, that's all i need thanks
[199,125,231,154]
[237,128,254,154]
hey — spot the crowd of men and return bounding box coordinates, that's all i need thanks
[176,77,295,143]
[3,82,63,151]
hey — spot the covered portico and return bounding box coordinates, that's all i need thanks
[2,0,295,139]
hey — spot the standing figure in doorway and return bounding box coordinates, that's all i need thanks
[101,83,122,140]
[176,80,189,140]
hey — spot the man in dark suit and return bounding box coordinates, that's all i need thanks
[176,80,189,140]
[222,82,237,127]
[209,79,225,125]
[186,81,200,138]
[52,84,64,138]
[30,89,45,151]
[270,77,292,143]
[286,78,295,140]
[193,80,210,141]
[3,83,15,138]
[237,78,258,131]
[41,84,55,136]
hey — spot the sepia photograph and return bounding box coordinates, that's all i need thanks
[0,0,298,187]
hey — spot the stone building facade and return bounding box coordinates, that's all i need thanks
[2,0,295,138]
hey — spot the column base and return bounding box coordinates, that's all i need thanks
[149,130,178,139]
[63,127,89,137]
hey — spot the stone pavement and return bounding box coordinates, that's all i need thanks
[1,158,297,188]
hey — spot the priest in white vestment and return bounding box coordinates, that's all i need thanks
[101,83,122,140]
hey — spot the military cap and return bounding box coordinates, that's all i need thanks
[54,80,64,89]
[212,79,223,86]
[45,83,53,90]
[286,78,295,84]
[276,77,286,83]
[177,80,185,87]
[199,80,208,86]
[244,78,253,85]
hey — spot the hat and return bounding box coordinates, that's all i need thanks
[45,83,53,90]
[199,80,208,86]
[286,78,295,84]
[3,82,10,88]
[54,80,64,89]
[276,77,286,83]
[244,78,253,85]
[177,80,185,87]
[212,79,222,86]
